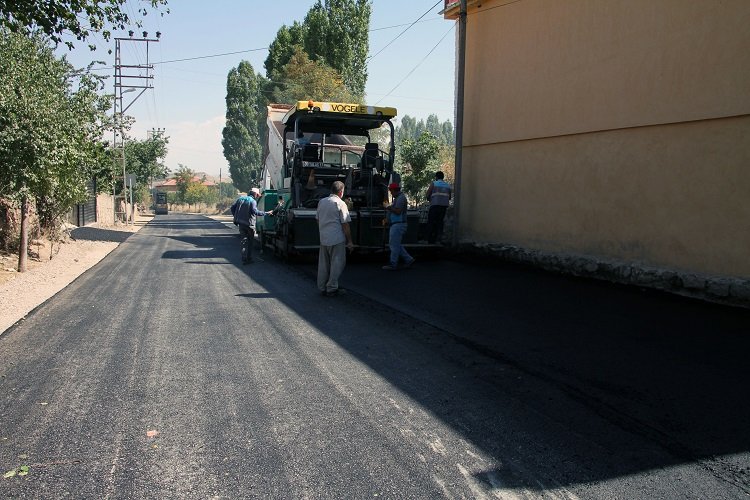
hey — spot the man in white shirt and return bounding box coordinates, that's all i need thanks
[316,181,354,296]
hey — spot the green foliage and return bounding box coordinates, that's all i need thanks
[396,114,455,189]
[264,22,305,80]
[0,0,169,50]
[0,31,107,205]
[93,135,169,198]
[436,143,455,184]
[0,30,110,269]
[218,181,238,199]
[168,165,220,209]
[125,135,170,186]
[172,164,194,203]
[184,182,208,208]
[302,0,371,99]
[271,46,355,104]
[265,0,371,99]
[3,464,29,479]
[397,114,454,146]
[133,183,151,206]
[222,61,265,192]
[399,131,440,205]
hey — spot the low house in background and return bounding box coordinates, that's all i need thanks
[154,176,216,193]
[444,0,750,304]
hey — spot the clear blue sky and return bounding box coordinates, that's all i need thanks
[59,0,457,179]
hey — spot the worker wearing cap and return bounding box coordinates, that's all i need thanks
[383,183,415,271]
[231,187,273,264]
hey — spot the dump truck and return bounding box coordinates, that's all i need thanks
[256,100,422,259]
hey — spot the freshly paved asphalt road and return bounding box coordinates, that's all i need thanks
[1,214,748,498]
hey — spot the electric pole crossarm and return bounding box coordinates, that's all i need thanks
[112,35,159,225]
[122,89,148,113]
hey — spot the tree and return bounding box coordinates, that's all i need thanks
[222,61,265,192]
[184,182,207,210]
[123,135,169,194]
[440,120,455,146]
[397,114,454,145]
[0,0,169,50]
[0,30,110,271]
[166,191,178,209]
[303,0,371,99]
[399,131,440,206]
[436,144,455,184]
[202,185,219,206]
[218,181,238,199]
[271,46,355,104]
[172,164,194,203]
[266,0,371,99]
[395,115,455,196]
[118,135,169,205]
[264,22,306,80]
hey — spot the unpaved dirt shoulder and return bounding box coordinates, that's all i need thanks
[0,216,149,335]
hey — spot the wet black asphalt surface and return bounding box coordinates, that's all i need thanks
[1,213,748,499]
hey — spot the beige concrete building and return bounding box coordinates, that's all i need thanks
[444,0,750,300]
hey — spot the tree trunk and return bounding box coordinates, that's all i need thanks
[17,195,29,272]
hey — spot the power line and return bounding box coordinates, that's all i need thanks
[370,16,443,32]
[87,46,270,71]
[152,47,269,65]
[86,9,447,70]
[375,22,455,105]
[367,0,443,62]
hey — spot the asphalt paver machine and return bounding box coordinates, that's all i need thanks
[258,100,420,259]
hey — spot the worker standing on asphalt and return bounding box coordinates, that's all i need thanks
[231,188,273,264]
[425,171,452,244]
[316,181,354,296]
[383,183,415,271]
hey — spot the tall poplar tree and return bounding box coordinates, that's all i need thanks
[271,46,354,104]
[265,0,371,100]
[264,22,306,81]
[303,0,371,99]
[222,61,266,192]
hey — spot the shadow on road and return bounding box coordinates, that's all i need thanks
[143,214,750,493]
[70,225,135,243]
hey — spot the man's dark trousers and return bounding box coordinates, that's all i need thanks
[426,205,447,244]
[239,225,255,263]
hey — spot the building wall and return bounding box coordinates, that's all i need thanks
[458,0,750,278]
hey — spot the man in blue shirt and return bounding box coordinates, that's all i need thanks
[231,188,273,264]
[425,171,452,244]
[382,183,415,271]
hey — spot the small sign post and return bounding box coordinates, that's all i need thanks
[126,174,137,225]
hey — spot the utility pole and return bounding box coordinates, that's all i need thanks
[113,31,161,225]
[148,127,166,139]
[452,0,467,247]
